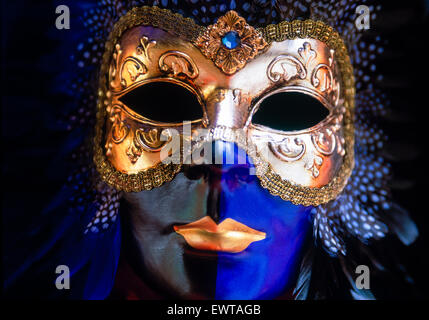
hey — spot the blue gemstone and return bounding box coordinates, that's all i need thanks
[221,31,241,50]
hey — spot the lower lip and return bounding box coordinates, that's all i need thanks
[183,246,219,259]
[182,242,255,261]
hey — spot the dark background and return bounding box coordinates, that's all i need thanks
[2,0,429,299]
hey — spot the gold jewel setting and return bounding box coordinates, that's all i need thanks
[195,10,268,74]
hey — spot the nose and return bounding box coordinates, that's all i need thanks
[183,141,256,223]
[205,89,251,129]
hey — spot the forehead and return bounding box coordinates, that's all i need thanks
[114,25,338,106]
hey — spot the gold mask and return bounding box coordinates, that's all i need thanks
[94,6,355,206]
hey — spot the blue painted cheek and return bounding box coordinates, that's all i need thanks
[213,147,312,299]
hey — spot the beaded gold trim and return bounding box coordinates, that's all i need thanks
[94,6,355,205]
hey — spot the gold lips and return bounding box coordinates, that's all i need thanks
[173,216,266,253]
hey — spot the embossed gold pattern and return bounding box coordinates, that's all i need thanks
[266,41,340,109]
[159,51,199,79]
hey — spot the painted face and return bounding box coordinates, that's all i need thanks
[123,142,312,299]
[94,7,355,298]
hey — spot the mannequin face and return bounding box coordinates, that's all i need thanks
[123,142,312,299]
[92,9,356,299]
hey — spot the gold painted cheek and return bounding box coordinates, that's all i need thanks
[94,6,355,205]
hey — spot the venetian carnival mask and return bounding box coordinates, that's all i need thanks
[94,7,355,206]
[92,6,356,299]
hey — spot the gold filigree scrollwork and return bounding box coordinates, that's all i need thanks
[110,44,127,90]
[126,128,171,164]
[126,138,142,164]
[298,42,316,67]
[312,64,334,92]
[122,57,147,84]
[311,128,336,156]
[269,138,306,162]
[135,128,169,151]
[158,51,199,79]
[263,113,345,178]
[110,106,129,143]
[267,55,307,82]
[136,36,156,60]
[110,36,156,92]
[305,155,323,178]
[106,106,129,156]
[267,43,340,107]
[312,49,340,105]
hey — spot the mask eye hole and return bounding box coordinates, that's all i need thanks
[252,92,330,131]
[119,82,203,123]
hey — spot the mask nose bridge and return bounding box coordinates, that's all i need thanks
[204,88,251,129]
